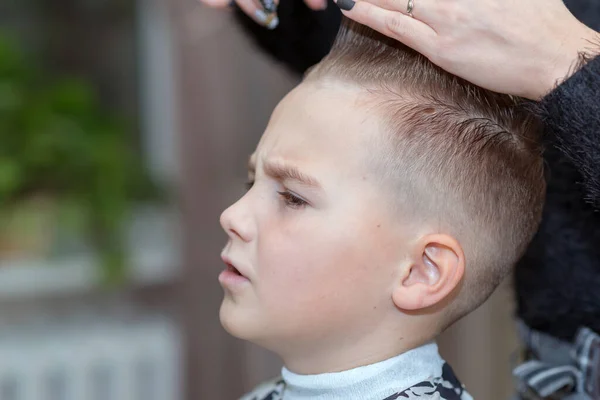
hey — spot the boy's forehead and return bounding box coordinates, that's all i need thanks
[253,82,382,166]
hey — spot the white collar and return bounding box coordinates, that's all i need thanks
[280,342,444,400]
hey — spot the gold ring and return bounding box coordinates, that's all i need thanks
[406,0,414,17]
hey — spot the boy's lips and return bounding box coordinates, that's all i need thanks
[219,254,251,289]
[224,262,245,277]
[220,254,249,280]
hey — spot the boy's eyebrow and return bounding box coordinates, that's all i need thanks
[247,157,322,189]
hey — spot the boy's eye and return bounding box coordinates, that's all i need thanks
[277,191,307,209]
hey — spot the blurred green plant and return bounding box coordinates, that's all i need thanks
[0,32,161,284]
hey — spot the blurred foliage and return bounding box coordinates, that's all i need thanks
[0,32,161,284]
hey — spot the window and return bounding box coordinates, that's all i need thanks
[0,0,179,294]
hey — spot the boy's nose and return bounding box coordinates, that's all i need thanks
[220,197,254,243]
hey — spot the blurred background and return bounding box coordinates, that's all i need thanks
[0,0,519,399]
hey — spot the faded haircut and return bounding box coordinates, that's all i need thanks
[306,19,546,327]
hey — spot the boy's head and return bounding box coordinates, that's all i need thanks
[219,19,545,373]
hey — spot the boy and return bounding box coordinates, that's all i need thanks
[218,19,545,400]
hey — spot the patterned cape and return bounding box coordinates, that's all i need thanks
[241,363,473,400]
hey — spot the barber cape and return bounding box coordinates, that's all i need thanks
[240,343,473,400]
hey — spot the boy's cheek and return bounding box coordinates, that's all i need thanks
[259,233,374,293]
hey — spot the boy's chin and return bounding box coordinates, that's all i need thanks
[219,297,259,341]
[219,298,282,354]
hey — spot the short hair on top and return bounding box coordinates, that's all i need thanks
[306,18,546,328]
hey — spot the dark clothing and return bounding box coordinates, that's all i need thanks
[515,55,600,341]
[234,0,600,341]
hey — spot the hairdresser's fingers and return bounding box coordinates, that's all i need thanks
[250,0,282,12]
[198,0,279,28]
[198,0,231,8]
[304,0,328,11]
[348,0,432,21]
[237,0,280,29]
[341,2,436,54]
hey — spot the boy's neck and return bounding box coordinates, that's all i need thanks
[279,331,428,375]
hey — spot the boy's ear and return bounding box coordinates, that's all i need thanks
[392,234,465,311]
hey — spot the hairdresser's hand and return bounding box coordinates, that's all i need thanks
[198,0,327,29]
[338,0,599,99]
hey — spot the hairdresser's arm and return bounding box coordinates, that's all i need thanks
[340,0,598,100]
[539,55,600,205]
